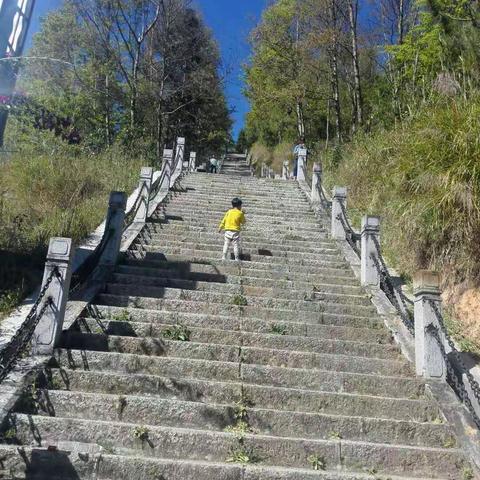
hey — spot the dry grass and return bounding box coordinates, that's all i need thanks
[0,126,144,316]
[322,94,480,348]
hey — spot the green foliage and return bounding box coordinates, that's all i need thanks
[231,295,248,306]
[324,94,480,280]
[112,310,132,322]
[132,425,150,441]
[0,289,23,317]
[161,324,191,342]
[308,454,326,471]
[270,324,288,335]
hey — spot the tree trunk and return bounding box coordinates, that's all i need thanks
[329,0,342,143]
[398,0,405,44]
[296,100,305,138]
[348,0,363,128]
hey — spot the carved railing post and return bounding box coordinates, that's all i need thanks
[99,191,127,267]
[414,271,446,380]
[331,186,347,239]
[297,148,307,181]
[32,238,74,355]
[311,163,322,203]
[162,148,174,188]
[282,161,289,180]
[189,152,196,172]
[134,167,153,224]
[361,216,381,287]
[174,137,185,178]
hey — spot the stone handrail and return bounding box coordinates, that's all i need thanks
[295,149,480,434]
[0,136,191,387]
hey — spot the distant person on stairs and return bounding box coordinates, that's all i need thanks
[218,198,245,261]
[209,156,219,173]
[292,137,306,178]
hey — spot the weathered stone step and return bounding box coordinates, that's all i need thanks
[28,390,453,448]
[44,368,439,423]
[107,276,373,306]
[145,242,343,262]
[99,287,378,318]
[115,265,365,294]
[147,238,340,257]
[0,446,443,480]
[52,349,425,398]
[10,414,467,478]
[79,313,391,345]
[122,257,357,283]
[95,295,383,328]
[147,231,335,247]
[93,304,385,331]
[60,332,406,376]
[115,266,362,293]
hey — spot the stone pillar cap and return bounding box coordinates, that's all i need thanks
[298,148,307,156]
[413,270,441,296]
[313,163,321,173]
[163,148,173,156]
[47,237,73,262]
[190,152,196,157]
[176,137,185,144]
[140,166,153,178]
[332,186,347,198]
[361,215,380,231]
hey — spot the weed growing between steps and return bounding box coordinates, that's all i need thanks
[231,294,248,306]
[463,467,475,480]
[161,324,191,341]
[269,324,288,335]
[112,309,131,322]
[308,454,326,471]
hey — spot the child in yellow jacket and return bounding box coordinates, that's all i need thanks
[218,198,245,261]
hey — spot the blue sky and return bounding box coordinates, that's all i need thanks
[28,0,267,140]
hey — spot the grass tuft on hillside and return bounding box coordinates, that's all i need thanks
[322,94,480,352]
[0,124,144,318]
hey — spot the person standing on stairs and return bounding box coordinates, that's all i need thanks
[218,198,246,261]
[292,137,306,178]
[209,156,219,173]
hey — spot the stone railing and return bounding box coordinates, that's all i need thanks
[296,155,480,430]
[0,136,192,386]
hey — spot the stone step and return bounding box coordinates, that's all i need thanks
[106,276,373,307]
[60,332,407,376]
[52,349,425,399]
[146,231,336,247]
[121,258,359,285]
[44,368,439,423]
[26,390,453,448]
[10,414,467,478]
[131,249,353,271]
[144,241,343,261]
[78,313,391,345]
[92,304,385,331]
[114,264,364,294]
[0,446,444,480]
[146,238,340,256]
[144,222,328,237]
[95,295,384,331]
[99,287,378,318]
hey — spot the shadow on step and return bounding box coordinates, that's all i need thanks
[19,448,82,479]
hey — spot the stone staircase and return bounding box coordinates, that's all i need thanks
[0,161,473,479]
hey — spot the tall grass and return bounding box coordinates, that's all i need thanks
[0,125,144,315]
[324,94,480,278]
[322,93,480,350]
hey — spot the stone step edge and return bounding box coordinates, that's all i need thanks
[40,389,444,428]
[62,331,405,371]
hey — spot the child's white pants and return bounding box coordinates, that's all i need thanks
[223,231,241,260]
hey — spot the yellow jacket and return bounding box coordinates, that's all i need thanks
[219,208,245,232]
